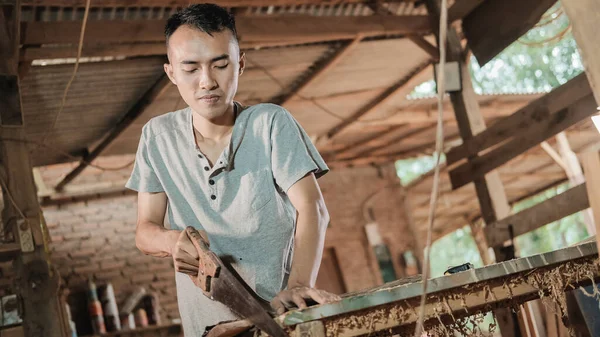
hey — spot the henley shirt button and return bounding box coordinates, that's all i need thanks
[209,179,215,185]
[204,166,210,171]
[198,154,203,158]
[210,195,216,200]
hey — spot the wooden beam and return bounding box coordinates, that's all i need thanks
[328,124,408,155]
[0,1,68,334]
[426,1,516,335]
[21,15,431,46]
[462,0,556,66]
[407,35,440,62]
[448,0,484,23]
[323,60,432,139]
[11,0,407,7]
[484,183,589,247]
[449,93,598,189]
[445,73,592,166]
[333,124,433,160]
[275,35,364,105]
[22,37,354,61]
[562,0,600,104]
[54,74,171,191]
[581,152,600,252]
[540,141,568,173]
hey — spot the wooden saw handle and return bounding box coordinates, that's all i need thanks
[186,227,220,294]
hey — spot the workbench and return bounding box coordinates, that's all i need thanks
[275,242,600,337]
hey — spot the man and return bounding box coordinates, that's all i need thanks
[126,3,340,336]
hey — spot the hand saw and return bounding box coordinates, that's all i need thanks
[186,227,288,337]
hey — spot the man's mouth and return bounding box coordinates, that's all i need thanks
[199,95,220,103]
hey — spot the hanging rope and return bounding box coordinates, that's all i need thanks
[40,0,92,145]
[413,0,448,335]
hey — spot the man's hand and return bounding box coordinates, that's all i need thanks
[270,287,341,315]
[172,226,209,276]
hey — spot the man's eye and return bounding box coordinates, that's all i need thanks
[183,69,197,73]
[216,64,229,69]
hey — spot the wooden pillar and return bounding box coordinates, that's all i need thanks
[424,1,518,335]
[556,132,596,236]
[581,151,600,253]
[563,0,600,252]
[0,1,68,336]
[562,0,600,104]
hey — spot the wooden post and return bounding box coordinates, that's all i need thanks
[581,151,600,253]
[562,0,600,104]
[0,1,68,336]
[424,1,518,335]
[556,132,596,236]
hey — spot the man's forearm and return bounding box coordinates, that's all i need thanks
[287,202,329,288]
[135,221,180,258]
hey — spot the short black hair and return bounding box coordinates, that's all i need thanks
[165,3,238,44]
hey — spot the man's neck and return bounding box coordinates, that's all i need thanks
[192,104,236,141]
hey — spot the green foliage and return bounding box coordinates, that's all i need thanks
[395,154,444,185]
[411,3,583,98]
[429,226,484,277]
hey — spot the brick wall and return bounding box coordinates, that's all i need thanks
[1,155,418,324]
[43,194,179,324]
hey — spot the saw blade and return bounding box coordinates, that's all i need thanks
[210,265,288,337]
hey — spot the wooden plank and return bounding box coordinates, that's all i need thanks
[277,242,600,335]
[21,15,431,46]
[446,73,592,166]
[462,0,556,66]
[8,0,407,7]
[333,124,433,160]
[581,152,600,253]
[22,38,342,61]
[54,74,171,191]
[484,183,589,247]
[0,0,22,125]
[323,60,432,139]
[562,0,600,104]
[275,35,364,105]
[449,94,598,189]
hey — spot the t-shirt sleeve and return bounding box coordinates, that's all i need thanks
[125,124,164,193]
[270,106,329,193]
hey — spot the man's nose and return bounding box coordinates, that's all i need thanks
[199,69,217,90]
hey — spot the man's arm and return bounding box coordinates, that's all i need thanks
[135,191,203,275]
[135,191,178,257]
[270,173,341,315]
[286,173,328,287]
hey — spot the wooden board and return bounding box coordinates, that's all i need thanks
[581,152,600,253]
[446,73,592,166]
[484,183,590,248]
[277,242,600,336]
[7,0,407,7]
[449,93,598,189]
[21,15,431,45]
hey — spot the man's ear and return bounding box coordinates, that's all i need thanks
[238,52,246,76]
[164,63,177,85]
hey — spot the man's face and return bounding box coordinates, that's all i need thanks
[164,25,244,121]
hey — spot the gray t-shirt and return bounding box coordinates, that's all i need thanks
[125,103,328,336]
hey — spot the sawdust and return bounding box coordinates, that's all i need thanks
[318,257,599,337]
